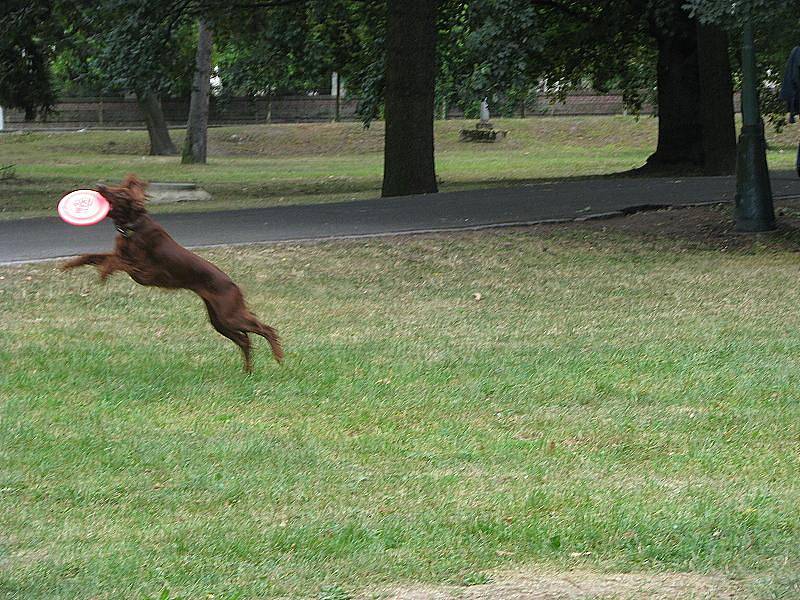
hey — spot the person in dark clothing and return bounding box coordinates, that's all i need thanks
[780,46,800,176]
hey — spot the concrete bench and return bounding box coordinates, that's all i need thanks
[146,182,212,204]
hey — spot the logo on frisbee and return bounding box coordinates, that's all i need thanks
[58,190,110,226]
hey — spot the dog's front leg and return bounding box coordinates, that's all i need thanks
[61,253,113,271]
[62,253,124,282]
[98,256,125,281]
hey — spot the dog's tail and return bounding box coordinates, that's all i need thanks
[259,324,284,364]
[245,317,284,364]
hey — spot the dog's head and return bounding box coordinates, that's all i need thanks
[97,174,148,226]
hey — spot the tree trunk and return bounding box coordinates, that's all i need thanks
[645,6,703,171]
[136,89,177,156]
[381,0,438,197]
[182,19,213,165]
[643,2,737,175]
[697,22,736,175]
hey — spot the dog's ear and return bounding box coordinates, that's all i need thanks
[122,174,148,195]
[122,174,149,211]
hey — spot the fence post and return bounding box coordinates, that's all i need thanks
[333,72,341,122]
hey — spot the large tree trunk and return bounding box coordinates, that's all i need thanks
[381,0,438,197]
[645,6,703,171]
[182,19,213,165]
[643,2,736,175]
[136,89,177,156]
[697,23,736,175]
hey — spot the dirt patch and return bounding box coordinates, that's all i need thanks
[364,570,746,599]
[375,199,800,258]
[562,199,800,251]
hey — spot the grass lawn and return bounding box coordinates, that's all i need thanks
[2,218,800,598]
[1,116,797,220]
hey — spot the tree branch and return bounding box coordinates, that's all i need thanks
[529,0,613,22]
[193,0,307,11]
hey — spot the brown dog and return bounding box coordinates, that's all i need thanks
[62,175,283,372]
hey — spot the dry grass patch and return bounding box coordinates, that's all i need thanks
[365,569,744,599]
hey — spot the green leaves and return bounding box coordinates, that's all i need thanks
[0,1,58,117]
[85,0,196,96]
[684,0,796,27]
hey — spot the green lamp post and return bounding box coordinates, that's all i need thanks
[734,18,775,232]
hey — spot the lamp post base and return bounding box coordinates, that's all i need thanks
[734,123,775,232]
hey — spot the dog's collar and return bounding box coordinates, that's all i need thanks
[115,217,143,239]
[115,224,136,238]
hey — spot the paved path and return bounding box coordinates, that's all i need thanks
[3,171,800,264]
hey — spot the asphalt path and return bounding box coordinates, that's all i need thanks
[2,171,800,264]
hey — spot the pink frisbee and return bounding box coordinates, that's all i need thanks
[58,190,110,226]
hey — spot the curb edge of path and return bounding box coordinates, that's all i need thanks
[0,200,731,267]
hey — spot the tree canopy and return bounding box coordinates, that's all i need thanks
[3,0,795,189]
[684,0,796,26]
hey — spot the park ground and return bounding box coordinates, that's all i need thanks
[3,203,800,598]
[0,115,798,219]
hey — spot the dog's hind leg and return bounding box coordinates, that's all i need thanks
[204,299,253,372]
[230,330,253,373]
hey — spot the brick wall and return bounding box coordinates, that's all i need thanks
[3,95,361,130]
[1,92,742,130]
